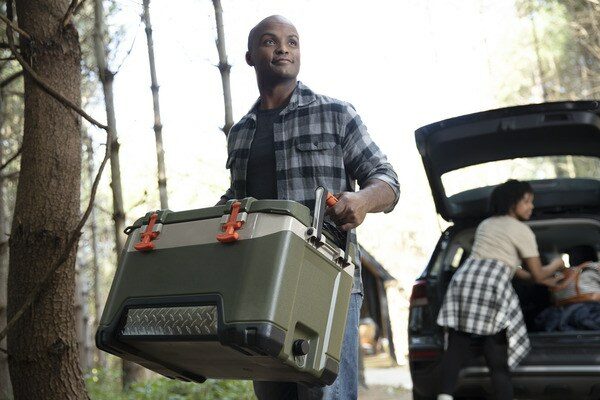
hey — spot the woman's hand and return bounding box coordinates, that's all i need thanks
[540,272,565,288]
[522,256,565,284]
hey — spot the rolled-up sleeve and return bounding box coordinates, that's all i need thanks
[341,103,400,212]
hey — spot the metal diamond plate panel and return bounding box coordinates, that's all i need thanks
[121,305,218,336]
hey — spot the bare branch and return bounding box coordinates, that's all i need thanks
[62,0,79,28]
[114,19,142,75]
[0,145,21,172]
[0,69,22,88]
[0,13,30,40]
[5,23,109,130]
[93,201,112,216]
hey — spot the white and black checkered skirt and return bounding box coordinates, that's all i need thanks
[437,257,531,369]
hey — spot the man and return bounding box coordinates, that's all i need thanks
[220,15,400,400]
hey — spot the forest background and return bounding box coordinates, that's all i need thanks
[0,0,598,399]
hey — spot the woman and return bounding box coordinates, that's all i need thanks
[436,179,564,400]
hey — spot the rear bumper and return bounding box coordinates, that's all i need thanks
[411,363,600,399]
[461,366,600,399]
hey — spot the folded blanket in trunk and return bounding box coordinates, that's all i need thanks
[534,301,600,332]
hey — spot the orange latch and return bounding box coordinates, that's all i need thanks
[134,212,160,251]
[326,192,338,207]
[217,201,244,243]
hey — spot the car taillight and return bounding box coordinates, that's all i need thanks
[410,279,428,307]
[408,348,441,361]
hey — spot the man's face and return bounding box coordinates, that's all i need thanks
[246,19,301,83]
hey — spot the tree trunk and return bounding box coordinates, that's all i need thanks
[92,0,144,388]
[0,84,12,400]
[142,0,169,209]
[212,0,234,135]
[7,1,89,399]
[84,133,105,369]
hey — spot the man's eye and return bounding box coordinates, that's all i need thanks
[289,40,298,46]
[264,39,275,45]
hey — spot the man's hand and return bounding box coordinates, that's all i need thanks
[325,179,397,231]
[325,191,368,231]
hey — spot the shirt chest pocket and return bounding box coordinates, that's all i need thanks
[293,132,342,173]
[294,132,339,152]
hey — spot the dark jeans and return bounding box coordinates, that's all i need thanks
[439,329,513,400]
[253,292,363,400]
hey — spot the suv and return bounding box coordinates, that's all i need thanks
[408,101,600,400]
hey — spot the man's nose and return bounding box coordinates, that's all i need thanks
[275,45,289,54]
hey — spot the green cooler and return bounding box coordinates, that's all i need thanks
[96,189,354,386]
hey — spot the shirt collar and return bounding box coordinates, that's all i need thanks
[242,81,317,123]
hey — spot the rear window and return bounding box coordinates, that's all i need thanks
[442,156,600,197]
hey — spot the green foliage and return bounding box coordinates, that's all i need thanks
[497,0,600,105]
[86,367,257,400]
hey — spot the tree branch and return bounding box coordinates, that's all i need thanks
[5,23,108,131]
[0,131,112,343]
[0,346,7,355]
[62,0,79,28]
[0,13,30,40]
[0,145,21,172]
[0,70,22,88]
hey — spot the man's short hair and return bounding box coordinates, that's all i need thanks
[489,179,533,216]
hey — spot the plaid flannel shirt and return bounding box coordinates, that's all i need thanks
[222,82,400,293]
[437,257,531,369]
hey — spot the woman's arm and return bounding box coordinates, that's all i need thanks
[520,256,565,286]
[514,267,563,287]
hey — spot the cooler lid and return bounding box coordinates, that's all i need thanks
[129,198,312,231]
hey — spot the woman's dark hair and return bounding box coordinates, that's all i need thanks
[489,179,533,216]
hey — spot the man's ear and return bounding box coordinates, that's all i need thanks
[245,51,254,67]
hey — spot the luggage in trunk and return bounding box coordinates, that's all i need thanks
[96,193,355,386]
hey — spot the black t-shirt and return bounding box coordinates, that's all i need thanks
[245,106,284,200]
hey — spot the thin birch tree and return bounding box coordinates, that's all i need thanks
[212,0,233,135]
[84,133,105,368]
[92,0,144,387]
[142,0,169,209]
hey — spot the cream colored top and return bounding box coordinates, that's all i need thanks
[471,215,539,274]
